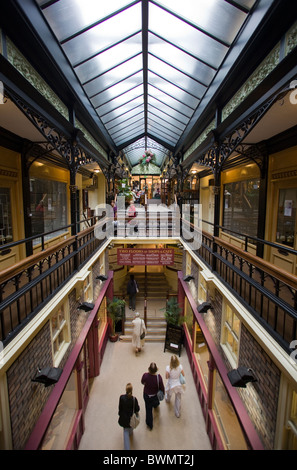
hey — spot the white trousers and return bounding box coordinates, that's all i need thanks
[165,389,181,417]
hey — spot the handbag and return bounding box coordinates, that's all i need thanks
[180,373,186,385]
[135,281,139,293]
[130,397,140,429]
[157,374,164,401]
[140,320,145,340]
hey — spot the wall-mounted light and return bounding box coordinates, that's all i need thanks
[108,243,114,250]
[96,274,108,281]
[183,275,194,282]
[197,302,212,313]
[227,366,257,388]
[78,302,95,312]
[32,366,63,388]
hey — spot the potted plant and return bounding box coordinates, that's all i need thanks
[117,178,133,204]
[107,297,126,341]
[161,297,183,326]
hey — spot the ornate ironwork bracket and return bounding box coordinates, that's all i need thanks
[194,88,287,177]
[5,88,95,173]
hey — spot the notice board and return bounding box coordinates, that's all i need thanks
[164,324,184,356]
[117,248,174,266]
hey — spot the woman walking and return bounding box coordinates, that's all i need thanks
[165,355,185,418]
[118,383,140,450]
[141,362,165,430]
[132,312,146,354]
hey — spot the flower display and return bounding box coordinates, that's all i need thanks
[139,149,156,169]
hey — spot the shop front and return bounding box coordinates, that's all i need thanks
[178,272,263,450]
[25,273,113,450]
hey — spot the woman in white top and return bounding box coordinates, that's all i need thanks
[165,355,185,418]
[131,312,146,355]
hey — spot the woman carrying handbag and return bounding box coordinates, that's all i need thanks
[118,383,140,450]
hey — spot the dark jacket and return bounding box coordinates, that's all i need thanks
[127,279,138,295]
[118,394,140,428]
[141,373,165,396]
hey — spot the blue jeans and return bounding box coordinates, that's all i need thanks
[123,427,133,450]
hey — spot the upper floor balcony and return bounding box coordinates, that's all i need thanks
[0,199,296,362]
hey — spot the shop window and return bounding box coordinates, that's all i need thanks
[213,370,248,450]
[221,303,240,367]
[194,323,209,388]
[41,369,78,450]
[0,188,13,245]
[276,188,297,247]
[184,298,193,341]
[30,177,68,240]
[51,303,70,365]
[286,390,297,450]
[223,179,260,238]
[97,297,107,338]
[83,273,93,303]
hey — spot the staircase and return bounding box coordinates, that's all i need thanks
[120,272,169,343]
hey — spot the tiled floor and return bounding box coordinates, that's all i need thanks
[78,340,212,451]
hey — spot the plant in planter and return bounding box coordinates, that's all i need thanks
[107,297,126,341]
[117,178,133,203]
[161,297,183,326]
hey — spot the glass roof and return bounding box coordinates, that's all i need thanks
[36,0,257,167]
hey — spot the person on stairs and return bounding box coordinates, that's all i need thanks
[127,274,138,311]
[132,312,146,354]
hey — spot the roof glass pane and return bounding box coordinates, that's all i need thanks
[113,124,145,143]
[61,3,142,65]
[39,0,134,42]
[148,72,200,109]
[110,119,144,138]
[149,3,228,69]
[148,96,189,124]
[147,104,186,130]
[154,0,248,45]
[97,84,143,115]
[108,111,144,133]
[90,71,143,108]
[84,56,142,97]
[104,105,144,130]
[148,33,216,86]
[148,55,205,99]
[147,113,183,136]
[147,119,180,140]
[75,33,142,83]
[101,96,144,123]
[147,85,193,117]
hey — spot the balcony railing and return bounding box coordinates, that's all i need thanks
[0,216,105,345]
[181,219,297,355]
[1,205,296,355]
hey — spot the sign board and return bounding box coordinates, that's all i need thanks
[117,248,174,266]
[164,324,184,356]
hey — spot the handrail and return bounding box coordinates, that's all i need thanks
[0,214,102,253]
[214,236,297,290]
[201,218,297,256]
